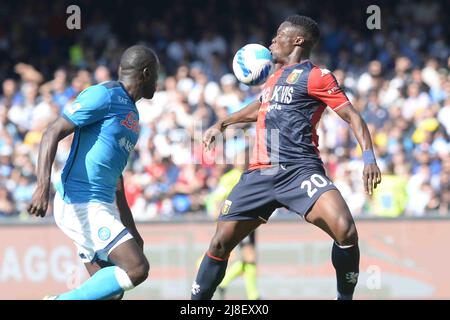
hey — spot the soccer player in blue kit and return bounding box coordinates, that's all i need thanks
[192,15,382,300]
[28,45,159,300]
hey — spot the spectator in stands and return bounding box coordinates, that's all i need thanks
[0,0,448,220]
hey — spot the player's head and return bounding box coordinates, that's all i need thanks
[119,45,159,100]
[270,15,320,64]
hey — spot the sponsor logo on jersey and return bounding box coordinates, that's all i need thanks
[221,200,232,215]
[260,86,272,104]
[286,69,303,84]
[120,112,140,134]
[267,103,282,113]
[119,136,135,152]
[271,85,293,104]
[98,227,111,241]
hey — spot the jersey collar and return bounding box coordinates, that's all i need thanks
[118,81,136,103]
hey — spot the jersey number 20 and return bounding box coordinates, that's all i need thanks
[301,174,332,198]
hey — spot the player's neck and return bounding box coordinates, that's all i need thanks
[284,48,310,66]
[119,77,140,101]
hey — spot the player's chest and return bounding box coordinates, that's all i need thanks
[260,73,313,109]
[259,84,315,119]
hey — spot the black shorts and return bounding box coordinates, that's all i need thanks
[219,164,337,223]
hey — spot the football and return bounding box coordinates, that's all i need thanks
[232,43,274,86]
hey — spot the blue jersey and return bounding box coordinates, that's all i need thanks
[56,81,140,204]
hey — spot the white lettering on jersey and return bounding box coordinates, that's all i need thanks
[271,86,282,101]
[260,87,272,104]
[119,137,135,152]
[267,103,282,113]
[270,85,293,104]
[328,86,340,94]
[320,68,331,77]
[118,96,129,104]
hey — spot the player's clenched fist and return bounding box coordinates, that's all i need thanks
[28,185,50,217]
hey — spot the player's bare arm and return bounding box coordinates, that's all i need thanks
[336,104,382,195]
[203,99,261,150]
[115,175,144,250]
[28,117,75,217]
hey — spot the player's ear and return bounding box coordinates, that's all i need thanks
[142,67,150,80]
[294,36,305,47]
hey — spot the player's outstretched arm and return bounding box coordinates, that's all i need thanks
[28,117,75,217]
[336,105,382,195]
[203,99,261,150]
[115,175,144,250]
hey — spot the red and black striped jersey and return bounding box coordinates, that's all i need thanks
[249,60,350,171]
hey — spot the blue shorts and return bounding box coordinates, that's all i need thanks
[219,164,337,223]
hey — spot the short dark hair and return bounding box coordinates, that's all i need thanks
[285,15,320,50]
[120,45,159,74]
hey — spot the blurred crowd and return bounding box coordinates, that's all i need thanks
[0,0,449,220]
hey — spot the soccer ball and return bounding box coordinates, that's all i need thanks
[232,44,274,86]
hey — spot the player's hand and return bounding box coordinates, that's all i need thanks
[363,163,382,196]
[28,185,50,217]
[203,121,225,151]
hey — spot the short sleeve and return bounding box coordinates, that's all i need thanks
[307,67,351,112]
[63,85,111,127]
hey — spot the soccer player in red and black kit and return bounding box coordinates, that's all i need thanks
[191,15,382,300]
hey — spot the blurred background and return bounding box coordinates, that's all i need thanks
[0,0,449,299]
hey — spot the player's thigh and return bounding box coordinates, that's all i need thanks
[54,194,136,264]
[305,189,358,245]
[108,238,148,272]
[85,201,148,272]
[209,220,262,259]
[84,260,113,276]
[218,169,278,222]
[275,168,337,218]
[211,169,278,258]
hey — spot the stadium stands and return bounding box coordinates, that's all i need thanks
[0,0,449,220]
